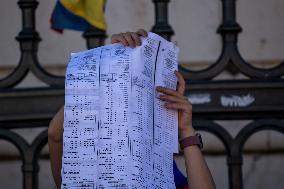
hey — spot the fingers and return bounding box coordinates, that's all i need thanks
[136,29,148,37]
[110,29,148,47]
[164,102,192,113]
[158,92,191,111]
[158,94,187,103]
[175,71,186,95]
[156,71,190,112]
[129,32,141,46]
[156,86,185,98]
[111,33,128,46]
[123,32,135,48]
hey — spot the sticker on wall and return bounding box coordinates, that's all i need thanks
[187,93,211,104]
[220,94,255,107]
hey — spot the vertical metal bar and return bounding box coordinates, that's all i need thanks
[217,0,242,80]
[151,0,174,41]
[82,26,107,49]
[227,155,243,189]
[217,0,241,41]
[17,0,40,43]
[22,156,39,189]
[16,1,41,187]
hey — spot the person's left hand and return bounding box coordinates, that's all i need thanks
[110,29,148,48]
[156,71,195,140]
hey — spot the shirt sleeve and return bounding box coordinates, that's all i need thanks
[173,160,189,189]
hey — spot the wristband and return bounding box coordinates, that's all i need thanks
[179,133,203,150]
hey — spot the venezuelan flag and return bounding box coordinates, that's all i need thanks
[51,0,107,33]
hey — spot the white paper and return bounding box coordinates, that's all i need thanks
[62,32,179,189]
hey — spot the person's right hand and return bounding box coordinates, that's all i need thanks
[156,71,195,140]
[110,29,148,48]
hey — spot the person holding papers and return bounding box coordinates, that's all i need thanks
[48,29,215,189]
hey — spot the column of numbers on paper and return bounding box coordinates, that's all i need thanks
[62,33,179,189]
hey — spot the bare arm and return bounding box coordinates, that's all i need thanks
[179,126,216,189]
[48,106,64,189]
[157,72,216,189]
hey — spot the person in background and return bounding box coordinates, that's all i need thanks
[48,29,216,189]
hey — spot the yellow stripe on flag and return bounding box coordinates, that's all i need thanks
[60,0,107,31]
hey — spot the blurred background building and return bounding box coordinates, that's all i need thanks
[0,0,284,189]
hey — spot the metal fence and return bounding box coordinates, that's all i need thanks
[0,0,284,189]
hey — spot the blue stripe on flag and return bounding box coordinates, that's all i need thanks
[51,1,89,32]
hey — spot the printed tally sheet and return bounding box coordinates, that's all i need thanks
[62,32,179,189]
